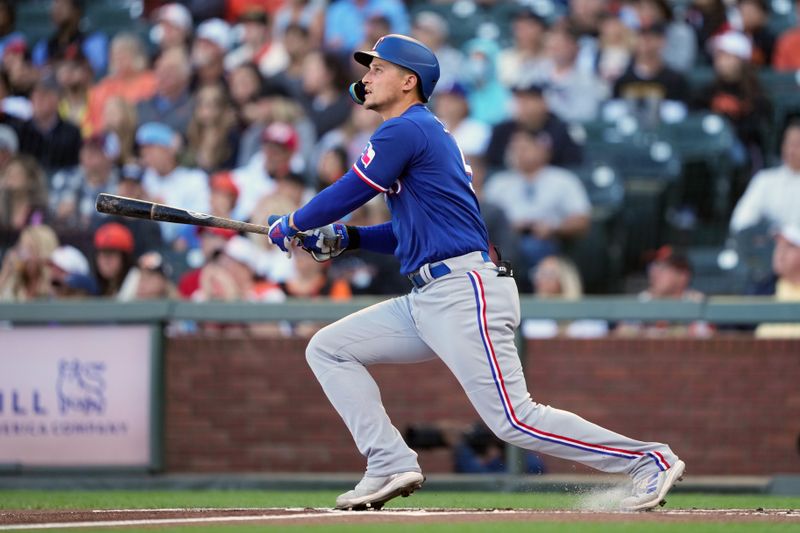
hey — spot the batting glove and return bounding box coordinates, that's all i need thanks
[268,214,299,256]
[302,224,350,262]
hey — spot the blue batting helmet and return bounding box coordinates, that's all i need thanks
[350,34,440,103]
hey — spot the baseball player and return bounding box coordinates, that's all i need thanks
[268,34,685,511]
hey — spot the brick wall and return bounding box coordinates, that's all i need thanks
[164,335,800,475]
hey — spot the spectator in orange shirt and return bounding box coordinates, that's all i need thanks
[86,33,157,133]
[772,0,800,70]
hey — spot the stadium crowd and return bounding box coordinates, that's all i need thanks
[0,0,798,337]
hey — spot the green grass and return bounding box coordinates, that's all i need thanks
[0,490,798,511]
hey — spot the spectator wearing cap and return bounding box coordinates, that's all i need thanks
[118,250,178,301]
[254,121,313,207]
[150,3,193,56]
[484,128,591,274]
[594,12,635,85]
[497,8,548,89]
[772,0,800,70]
[0,1,24,61]
[462,38,512,126]
[616,246,712,338]
[55,45,93,135]
[47,244,98,298]
[209,171,239,218]
[93,222,135,298]
[692,31,770,178]
[736,0,775,66]
[300,50,352,138]
[0,155,48,232]
[0,225,59,301]
[2,38,40,101]
[730,120,800,234]
[527,21,606,123]
[0,62,33,123]
[486,82,583,172]
[137,122,210,245]
[31,0,108,77]
[411,11,464,92]
[612,22,690,109]
[633,0,698,73]
[0,123,18,170]
[136,47,195,134]
[86,33,157,134]
[432,82,490,162]
[177,225,237,298]
[49,132,120,230]
[184,84,240,172]
[756,225,800,338]
[323,0,410,52]
[17,72,82,174]
[225,9,289,78]
[191,18,234,90]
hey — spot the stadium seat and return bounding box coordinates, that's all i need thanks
[758,69,800,161]
[685,245,750,295]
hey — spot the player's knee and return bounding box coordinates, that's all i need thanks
[305,325,337,372]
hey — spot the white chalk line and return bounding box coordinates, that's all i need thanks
[1,508,796,530]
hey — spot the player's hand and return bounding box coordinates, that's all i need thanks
[301,224,349,262]
[268,214,299,257]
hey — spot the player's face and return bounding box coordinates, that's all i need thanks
[361,58,410,111]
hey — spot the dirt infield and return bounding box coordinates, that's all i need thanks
[1,507,799,529]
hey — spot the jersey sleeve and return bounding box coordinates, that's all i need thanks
[351,118,421,192]
[292,167,380,230]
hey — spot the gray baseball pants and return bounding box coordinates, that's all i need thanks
[306,251,678,478]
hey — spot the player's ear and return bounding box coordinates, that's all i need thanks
[402,73,421,99]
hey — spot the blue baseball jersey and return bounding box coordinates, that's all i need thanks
[294,104,489,275]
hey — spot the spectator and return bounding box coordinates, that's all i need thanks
[136,47,195,133]
[17,72,82,174]
[93,222,135,298]
[225,9,289,77]
[137,122,210,245]
[432,82,490,162]
[313,102,382,175]
[0,64,32,122]
[323,0,410,52]
[177,226,236,298]
[260,121,309,193]
[47,244,98,298]
[772,0,800,70]
[273,0,326,45]
[462,38,511,126]
[209,171,239,218]
[616,246,712,337]
[756,225,800,338]
[693,31,770,175]
[86,33,157,134]
[228,62,265,121]
[359,13,392,54]
[119,250,178,300]
[0,1,23,60]
[595,12,635,85]
[100,96,138,165]
[149,3,193,56]
[730,120,800,233]
[613,23,690,115]
[486,82,583,171]
[54,46,92,135]
[191,18,233,90]
[0,155,48,231]
[497,8,548,89]
[32,0,108,76]
[411,11,464,92]
[686,0,731,59]
[314,145,349,191]
[522,255,609,338]
[92,163,164,258]
[633,0,698,73]
[484,128,591,272]
[533,22,606,123]
[300,50,352,138]
[196,235,284,302]
[49,132,120,230]
[735,0,775,66]
[276,23,313,98]
[0,224,58,300]
[184,84,240,172]
[2,39,39,100]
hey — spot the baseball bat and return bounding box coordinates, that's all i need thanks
[95,193,273,235]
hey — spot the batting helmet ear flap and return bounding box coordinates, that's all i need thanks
[349,80,366,105]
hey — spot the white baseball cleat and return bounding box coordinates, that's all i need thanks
[620,459,686,511]
[335,471,425,510]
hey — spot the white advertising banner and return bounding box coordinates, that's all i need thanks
[0,325,155,468]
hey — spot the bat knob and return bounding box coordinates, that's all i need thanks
[267,215,282,226]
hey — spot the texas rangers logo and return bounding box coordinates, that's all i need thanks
[360,142,376,168]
